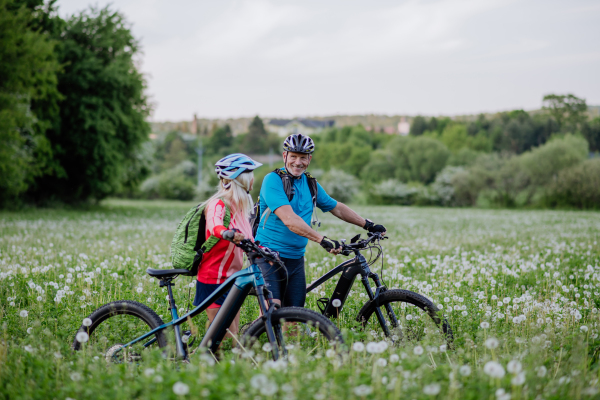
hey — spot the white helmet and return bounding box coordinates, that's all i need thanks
[214,154,262,180]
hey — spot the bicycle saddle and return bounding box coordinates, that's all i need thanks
[146,268,190,279]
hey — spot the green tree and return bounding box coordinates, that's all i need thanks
[410,116,428,136]
[520,134,588,188]
[32,6,151,202]
[242,116,268,154]
[206,124,233,156]
[390,136,450,184]
[360,150,397,183]
[542,94,587,130]
[547,159,600,209]
[582,117,600,152]
[0,0,60,206]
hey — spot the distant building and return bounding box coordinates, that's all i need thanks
[398,117,410,135]
[191,114,198,135]
[266,118,335,137]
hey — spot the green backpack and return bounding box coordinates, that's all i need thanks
[170,199,231,276]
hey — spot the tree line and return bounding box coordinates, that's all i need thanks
[0,0,150,207]
[144,94,598,209]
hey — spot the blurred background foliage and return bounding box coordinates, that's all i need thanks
[1,0,599,209]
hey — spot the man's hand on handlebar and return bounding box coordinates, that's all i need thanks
[363,219,387,236]
[320,236,342,255]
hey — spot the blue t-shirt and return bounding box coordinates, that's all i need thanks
[255,169,338,258]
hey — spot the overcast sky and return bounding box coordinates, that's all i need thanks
[57,0,600,121]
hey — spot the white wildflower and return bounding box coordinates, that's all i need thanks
[352,342,365,352]
[423,383,441,395]
[172,382,189,396]
[353,385,373,396]
[483,361,505,378]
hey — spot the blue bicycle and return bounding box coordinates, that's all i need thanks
[73,240,343,361]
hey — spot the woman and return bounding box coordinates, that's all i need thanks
[193,154,262,337]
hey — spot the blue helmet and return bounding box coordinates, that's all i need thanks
[215,154,263,180]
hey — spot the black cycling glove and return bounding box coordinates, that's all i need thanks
[320,236,341,252]
[363,219,386,234]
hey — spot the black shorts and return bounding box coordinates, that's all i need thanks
[256,256,306,307]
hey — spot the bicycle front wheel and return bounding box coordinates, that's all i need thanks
[241,307,344,359]
[357,289,453,345]
[72,300,168,362]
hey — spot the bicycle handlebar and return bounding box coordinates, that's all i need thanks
[340,232,386,256]
[236,239,284,266]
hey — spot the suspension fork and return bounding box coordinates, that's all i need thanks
[371,274,400,330]
[360,274,391,337]
[256,286,281,360]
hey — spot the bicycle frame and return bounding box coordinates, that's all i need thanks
[306,252,399,338]
[112,263,276,360]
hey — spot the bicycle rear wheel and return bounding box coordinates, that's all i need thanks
[241,307,343,360]
[72,300,168,362]
[357,289,453,345]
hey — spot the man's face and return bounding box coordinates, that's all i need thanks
[283,151,312,176]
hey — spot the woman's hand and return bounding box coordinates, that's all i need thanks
[222,229,245,244]
[232,231,245,244]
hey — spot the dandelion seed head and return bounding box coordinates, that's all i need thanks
[459,365,471,376]
[483,361,505,378]
[353,385,373,396]
[76,331,89,343]
[172,382,189,396]
[352,342,365,352]
[423,383,441,395]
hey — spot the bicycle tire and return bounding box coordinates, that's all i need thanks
[356,289,453,344]
[241,307,344,352]
[72,300,168,352]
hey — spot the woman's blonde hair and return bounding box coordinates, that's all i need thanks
[200,171,254,220]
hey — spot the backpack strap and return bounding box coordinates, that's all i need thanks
[304,171,318,209]
[274,168,295,201]
[200,200,231,253]
[304,171,320,228]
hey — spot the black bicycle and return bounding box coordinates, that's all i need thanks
[73,240,343,362]
[306,232,453,345]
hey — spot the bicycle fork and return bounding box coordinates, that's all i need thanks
[256,286,285,360]
[361,273,400,341]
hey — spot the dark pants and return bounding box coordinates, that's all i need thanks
[256,256,306,307]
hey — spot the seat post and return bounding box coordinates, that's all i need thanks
[161,278,187,359]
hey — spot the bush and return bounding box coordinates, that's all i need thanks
[450,169,484,206]
[140,161,197,200]
[369,179,420,205]
[520,134,588,187]
[392,136,450,184]
[319,169,359,203]
[448,148,483,166]
[546,159,600,209]
[430,166,465,206]
[360,150,396,183]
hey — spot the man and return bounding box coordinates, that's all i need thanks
[254,133,387,308]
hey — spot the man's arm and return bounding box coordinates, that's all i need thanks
[273,205,324,243]
[329,202,366,227]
